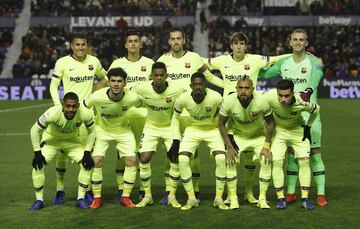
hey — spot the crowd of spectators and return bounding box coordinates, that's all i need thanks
[0,29,14,73]
[30,0,197,16]
[12,23,195,78]
[209,0,360,16]
[0,0,24,17]
[208,20,360,78]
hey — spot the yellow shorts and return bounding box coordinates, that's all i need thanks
[41,137,84,163]
[234,135,265,161]
[92,127,136,158]
[179,127,225,156]
[271,127,310,161]
[139,124,173,153]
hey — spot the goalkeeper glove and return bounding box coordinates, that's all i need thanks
[300,88,313,103]
[32,150,47,170]
[302,125,312,143]
[167,140,180,163]
[228,134,239,151]
[81,151,94,170]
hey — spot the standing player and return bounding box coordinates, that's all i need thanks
[133,62,184,208]
[157,27,224,203]
[218,77,274,209]
[108,29,154,201]
[84,68,143,208]
[205,32,289,203]
[174,72,227,210]
[28,92,96,211]
[264,79,319,210]
[49,33,107,205]
[262,29,327,206]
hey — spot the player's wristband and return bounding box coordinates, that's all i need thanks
[263,142,270,150]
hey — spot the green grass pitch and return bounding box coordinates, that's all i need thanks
[0,99,360,228]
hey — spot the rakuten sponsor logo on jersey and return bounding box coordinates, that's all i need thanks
[168,73,191,80]
[233,117,256,125]
[128,76,146,82]
[147,104,170,111]
[274,113,291,120]
[284,77,307,84]
[225,74,246,81]
[101,113,119,119]
[190,114,211,121]
[70,76,94,83]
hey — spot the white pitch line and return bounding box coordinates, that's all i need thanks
[0,133,29,136]
[0,103,51,113]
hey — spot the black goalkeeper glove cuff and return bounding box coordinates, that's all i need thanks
[302,125,312,143]
[81,151,94,170]
[167,140,180,163]
[32,150,47,170]
[228,134,239,151]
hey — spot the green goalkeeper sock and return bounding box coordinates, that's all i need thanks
[272,160,285,199]
[123,166,137,197]
[139,162,152,196]
[32,168,45,201]
[286,153,298,194]
[91,167,103,198]
[310,153,326,195]
[215,154,226,199]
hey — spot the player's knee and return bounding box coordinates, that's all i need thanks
[93,156,103,168]
[310,147,320,155]
[138,152,152,164]
[124,156,137,167]
[287,147,295,154]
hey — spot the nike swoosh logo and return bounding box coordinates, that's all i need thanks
[69,68,75,71]
[225,66,230,68]
[101,106,107,109]
[145,97,150,99]
[284,69,289,71]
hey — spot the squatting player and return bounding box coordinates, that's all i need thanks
[174,72,227,211]
[84,68,143,209]
[49,33,107,205]
[262,29,327,206]
[264,79,319,210]
[28,92,96,211]
[218,76,275,209]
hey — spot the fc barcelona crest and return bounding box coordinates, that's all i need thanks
[141,66,146,72]
[205,107,212,112]
[122,106,128,111]
[244,64,250,70]
[166,97,172,103]
[251,112,258,117]
[88,64,94,71]
[185,62,191,68]
[301,67,307,74]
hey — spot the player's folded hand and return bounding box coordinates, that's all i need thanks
[32,150,47,170]
[260,148,272,165]
[81,151,94,170]
[299,88,313,105]
[228,134,239,152]
[167,140,180,163]
[302,125,312,143]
